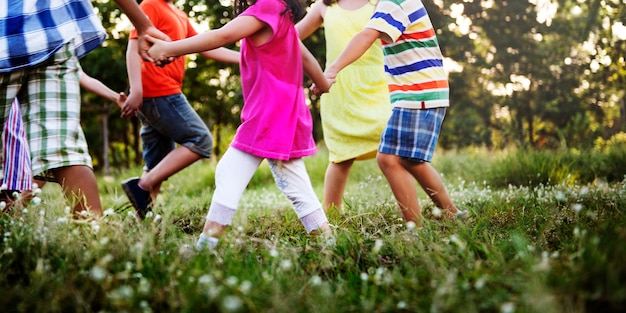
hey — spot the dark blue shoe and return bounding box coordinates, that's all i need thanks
[121,177,152,219]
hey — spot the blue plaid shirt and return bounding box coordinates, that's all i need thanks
[0,0,106,72]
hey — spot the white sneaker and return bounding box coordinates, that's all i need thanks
[455,210,470,220]
[196,233,219,251]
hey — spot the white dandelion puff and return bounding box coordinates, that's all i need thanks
[280,259,292,270]
[226,276,238,287]
[406,221,417,230]
[269,248,279,258]
[450,234,466,250]
[397,301,407,309]
[0,202,6,210]
[222,295,243,312]
[372,239,384,254]
[571,203,583,213]
[57,217,68,223]
[360,273,369,281]
[310,275,322,286]
[431,206,442,217]
[475,276,487,289]
[103,208,115,216]
[31,197,41,205]
[153,214,162,222]
[90,266,107,282]
[240,281,252,294]
[500,302,515,313]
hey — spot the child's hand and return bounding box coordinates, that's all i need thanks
[137,26,170,64]
[115,92,127,109]
[121,91,142,118]
[145,35,173,67]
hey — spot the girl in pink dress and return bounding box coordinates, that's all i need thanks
[147,0,333,249]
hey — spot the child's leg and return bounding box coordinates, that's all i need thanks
[202,148,262,238]
[323,159,354,212]
[267,158,331,235]
[376,152,423,225]
[401,160,459,218]
[139,146,202,197]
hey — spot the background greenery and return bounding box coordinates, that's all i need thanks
[80,0,626,172]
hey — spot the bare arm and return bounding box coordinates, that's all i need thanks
[325,28,380,80]
[122,39,144,118]
[199,47,240,64]
[296,1,325,40]
[301,41,331,94]
[79,72,126,108]
[147,16,264,60]
[113,0,171,64]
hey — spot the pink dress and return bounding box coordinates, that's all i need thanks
[231,0,317,161]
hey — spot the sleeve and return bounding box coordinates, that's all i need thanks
[365,0,408,43]
[240,0,283,34]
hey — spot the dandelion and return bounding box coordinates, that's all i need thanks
[64,206,71,215]
[198,274,214,285]
[449,234,466,250]
[269,248,279,258]
[145,211,154,219]
[309,275,322,286]
[153,214,162,222]
[90,266,107,282]
[279,259,292,270]
[555,191,566,201]
[4,247,13,254]
[431,206,442,217]
[21,208,28,215]
[240,280,252,294]
[39,210,45,216]
[500,302,515,313]
[103,208,115,216]
[99,237,110,246]
[360,272,369,281]
[475,276,487,289]
[372,239,384,254]
[0,202,6,210]
[57,217,68,223]
[571,203,583,213]
[397,301,407,309]
[226,276,238,287]
[91,221,100,233]
[222,295,243,312]
[406,221,417,230]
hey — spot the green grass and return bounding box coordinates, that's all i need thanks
[1,146,625,312]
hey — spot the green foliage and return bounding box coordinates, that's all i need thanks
[2,148,626,312]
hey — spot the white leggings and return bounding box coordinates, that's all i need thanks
[206,148,328,233]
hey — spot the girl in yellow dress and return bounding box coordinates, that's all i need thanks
[297,0,391,211]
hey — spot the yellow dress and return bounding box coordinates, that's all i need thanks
[322,3,391,162]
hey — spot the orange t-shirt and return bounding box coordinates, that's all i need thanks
[130,0,197,98]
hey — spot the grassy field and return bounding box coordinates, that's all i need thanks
[1,146,625,312]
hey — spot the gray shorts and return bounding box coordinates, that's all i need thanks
[138,93,212,170]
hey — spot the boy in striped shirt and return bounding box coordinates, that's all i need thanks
[324,0,468,227]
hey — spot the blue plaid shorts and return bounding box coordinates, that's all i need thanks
[378,107,446,162]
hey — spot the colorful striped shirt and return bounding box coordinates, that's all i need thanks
[2,99,32,191]
[366,0,449,109]
[0,0,106,72]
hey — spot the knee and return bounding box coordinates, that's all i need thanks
[376,153,395,171]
